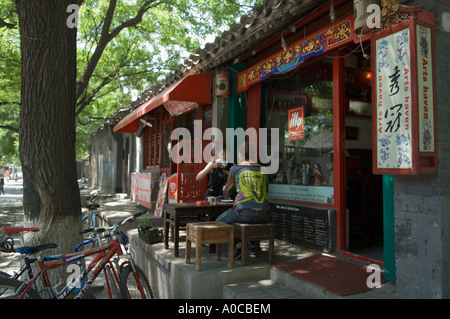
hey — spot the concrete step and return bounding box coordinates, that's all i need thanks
[223,265,400,299]
[221,266,332,299]
[222,279,305,299]
[269,265,337,298]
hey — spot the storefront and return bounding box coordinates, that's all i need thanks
[228,0,438,283]
[236,12,380,261]
[111,0,448,296]
[114,73,213,208]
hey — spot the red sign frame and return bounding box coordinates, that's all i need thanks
[371,9,437,175]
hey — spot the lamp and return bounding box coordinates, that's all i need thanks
[140,118,153,128]
[329,0,336,23]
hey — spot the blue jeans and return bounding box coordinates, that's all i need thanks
[216,207,269,224]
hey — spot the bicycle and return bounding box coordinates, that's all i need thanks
[82,191,101,229]
[0,227,57,281]
[1,227,116,298]
[0,210,153,299]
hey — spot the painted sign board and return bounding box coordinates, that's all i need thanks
[168,173,178,203]
[154,173,168,217]
[131,173,152,208]
[237,17,354,92]
[372,11,437,175]
[288,106,305,141]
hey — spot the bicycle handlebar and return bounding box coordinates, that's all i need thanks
[79,210,147,235]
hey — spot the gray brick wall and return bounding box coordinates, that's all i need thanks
[395,0,450,298]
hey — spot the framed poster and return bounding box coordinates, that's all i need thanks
[371,10,438,175]
[154,173,168,217]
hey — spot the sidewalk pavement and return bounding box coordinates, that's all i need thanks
[92,191,404,299]
[1,184,405,299]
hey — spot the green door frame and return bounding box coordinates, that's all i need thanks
[227,62,247,161]
[383,174,396,282]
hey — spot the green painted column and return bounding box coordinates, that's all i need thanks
[227,62,247,129]
[227,62,247,162]
[383,174,396,282]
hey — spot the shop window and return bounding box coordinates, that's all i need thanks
[263,58,334,205]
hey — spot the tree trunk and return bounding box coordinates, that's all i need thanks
[16,0,81,279]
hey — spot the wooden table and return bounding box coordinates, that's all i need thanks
[163,202,233,257]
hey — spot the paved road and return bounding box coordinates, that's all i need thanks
[0,180,25,228]
[0,182,110,298]
[0,180,25,276]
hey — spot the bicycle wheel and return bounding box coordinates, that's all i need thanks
[119,265,153,299]
[0,278,41,299]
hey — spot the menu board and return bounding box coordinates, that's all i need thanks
[270,203,336,253]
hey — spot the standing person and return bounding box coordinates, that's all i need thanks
[196,145,231,200]
[216,141,270,225]
[0,175,4,195]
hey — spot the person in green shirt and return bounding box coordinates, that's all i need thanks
[216,141,270,224]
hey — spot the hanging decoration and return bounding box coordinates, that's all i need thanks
[215,73,229,97]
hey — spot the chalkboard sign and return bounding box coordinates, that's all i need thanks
[270,203,336,253]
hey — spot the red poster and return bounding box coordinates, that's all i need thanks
[131,173,152,208]
[288,106,304,141]
[168,173,178,203]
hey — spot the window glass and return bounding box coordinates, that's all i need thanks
[264,57,334,205]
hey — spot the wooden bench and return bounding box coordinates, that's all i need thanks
[185,221,234,271]
[232,223,275,266]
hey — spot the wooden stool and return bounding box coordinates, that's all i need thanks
[186,221,234,271]
[233,223,275,266]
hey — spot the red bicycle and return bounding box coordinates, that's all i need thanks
[0,211,153,299]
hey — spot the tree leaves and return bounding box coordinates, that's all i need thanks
[0,0,260,162]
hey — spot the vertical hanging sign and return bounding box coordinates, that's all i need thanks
[416,25,434,153]
[374,28,412,170]
[372,9,438,175]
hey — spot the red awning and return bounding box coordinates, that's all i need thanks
[114,73,211,133]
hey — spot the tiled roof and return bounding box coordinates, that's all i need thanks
[101,0,327,131]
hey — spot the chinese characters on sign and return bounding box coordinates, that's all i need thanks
[375,28,412,169]
[288,106,304,141]
[417,25,434,153]
[237,18,353,92]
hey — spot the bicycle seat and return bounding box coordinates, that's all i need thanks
[86,203,100,209]
[1,227,40,235]
[15,243,58,255]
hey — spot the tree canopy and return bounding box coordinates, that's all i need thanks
[0,0,260,164]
